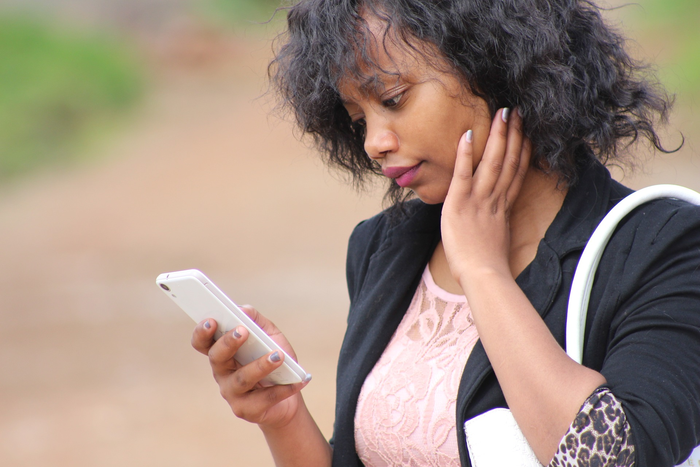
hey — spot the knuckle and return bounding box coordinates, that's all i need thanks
[230,403,247,420]
[454,166,472,181]
[220,385,244,411]
[191,333,208,354]
[219,384,231,400]
[233,369,251,389]
[256,356,271,373]
[506,156,520,172]
[208,348,222,366]
[489,161,504,175]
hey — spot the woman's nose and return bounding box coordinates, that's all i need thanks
[364,120,399,160]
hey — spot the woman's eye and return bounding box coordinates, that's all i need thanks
[382,92,404,108]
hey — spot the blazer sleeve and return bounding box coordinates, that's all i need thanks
[596,200,700,466]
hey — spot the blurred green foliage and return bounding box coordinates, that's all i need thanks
[623,0,700,99]
[0,15,143,178]
[200,0,283,28]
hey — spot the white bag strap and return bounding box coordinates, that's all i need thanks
[465,184,700,467]
[564,184,700,467]
[566,184,700,364]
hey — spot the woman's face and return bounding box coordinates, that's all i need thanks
[338,24,493,204]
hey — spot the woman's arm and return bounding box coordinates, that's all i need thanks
[462,266,606,463]
[191,306,332,466]
[441,109,606,464]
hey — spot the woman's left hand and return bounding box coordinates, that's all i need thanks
[441,107,531,286]
[442,108,607,465]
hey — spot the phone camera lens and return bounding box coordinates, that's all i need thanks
[159,283,170,291]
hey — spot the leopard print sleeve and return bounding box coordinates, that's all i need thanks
[549,387,635,467]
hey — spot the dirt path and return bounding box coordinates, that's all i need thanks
[0,36,382,467]
[0,26,698,466]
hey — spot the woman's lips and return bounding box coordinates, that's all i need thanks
[382,163,422,187]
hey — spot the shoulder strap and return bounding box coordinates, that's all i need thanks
[566,184,700,364]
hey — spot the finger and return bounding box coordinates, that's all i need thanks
[493,107,525,195]
[208,326,249,372]
[225,349,290,394]
[192,318,217,355]
[472,108,510,196]
[447,130,475,200]
[505,137,532,204]
[239,304,282,339]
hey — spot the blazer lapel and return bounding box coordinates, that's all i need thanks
[333,202,441,465]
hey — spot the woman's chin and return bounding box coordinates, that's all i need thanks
[413,189,447,205]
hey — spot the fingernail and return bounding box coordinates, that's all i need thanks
[517,107,523,118]
[269,351,281,363]
[303,374,312,383]
[204,320,211,329]
[233,327,242,339]
[502,107,510,123]
[465,129,473,143]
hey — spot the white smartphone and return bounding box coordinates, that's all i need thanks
[156,269,310,385]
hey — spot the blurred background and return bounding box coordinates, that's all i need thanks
[0,0,697,465]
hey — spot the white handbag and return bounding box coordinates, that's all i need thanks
[464,185,700,467]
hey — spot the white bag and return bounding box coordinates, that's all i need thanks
[464,185,700,467]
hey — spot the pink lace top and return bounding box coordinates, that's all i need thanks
[354,264,479,466]
[353,266,636,466]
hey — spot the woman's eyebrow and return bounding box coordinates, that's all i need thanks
[340,76,393,103]
[339,85,378,106]
[360,78,384,95]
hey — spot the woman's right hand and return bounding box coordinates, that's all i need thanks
[191,305,311,430]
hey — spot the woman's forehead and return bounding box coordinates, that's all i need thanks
[337,73,397,103]
[335,46,452,104]
[335,26,435,97]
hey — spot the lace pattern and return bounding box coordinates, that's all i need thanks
[354,267,636,467]
[355,265,479,466]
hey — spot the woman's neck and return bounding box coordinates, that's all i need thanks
[430,167,567,294]
[507,167,568,277]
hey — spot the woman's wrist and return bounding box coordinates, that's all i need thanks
[456,263,512,296]
[258,393,307,433]
[260,395,332,467]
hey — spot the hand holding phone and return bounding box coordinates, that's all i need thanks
[157,269,310,385]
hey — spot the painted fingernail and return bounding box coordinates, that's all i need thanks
[465,129,473,143]
[269,351,281,363]
[204,320,211,329]
[303,374,312,383]
[233,327,242,339]
[502,107,510,123]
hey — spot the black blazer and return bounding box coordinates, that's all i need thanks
[331,162,700,466]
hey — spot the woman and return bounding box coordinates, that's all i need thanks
[191,0,700,465]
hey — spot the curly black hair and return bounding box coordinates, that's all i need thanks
[269,0,675,205]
